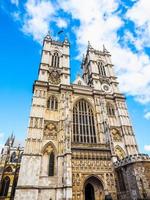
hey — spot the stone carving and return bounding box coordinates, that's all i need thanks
[44,145,53,154]
[111,129,122,142]
[43,121,57,139]
[115,146,125,160]
[49,70,60,85]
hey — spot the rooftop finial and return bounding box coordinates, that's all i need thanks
[48,30,50,35]
[63,36,69,45]
[77,73,81,77]
[87,41,93,50]
[45,30,52,40]
[103,44,109,53]
[88,41,91,48]
[82,54,85,63]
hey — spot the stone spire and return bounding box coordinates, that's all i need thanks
[5,133,15,147]
[103,44,109,53]
[63,36,70,46]
[44,30,52,41]
[87,41,92,50]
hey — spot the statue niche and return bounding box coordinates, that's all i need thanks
[43,121,57,140]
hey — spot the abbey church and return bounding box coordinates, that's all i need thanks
[0,33,150,200]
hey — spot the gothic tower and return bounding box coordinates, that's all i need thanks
[15,33,140,200]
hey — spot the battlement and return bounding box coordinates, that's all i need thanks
[44,33,69,47]
[114,153,150,168]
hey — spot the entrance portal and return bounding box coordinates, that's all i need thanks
[84,176,104,200]
[85,183,95,200]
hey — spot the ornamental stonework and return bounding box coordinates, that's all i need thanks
[48,70,61,85]
[43,121,58,140]
[111,128,122,142]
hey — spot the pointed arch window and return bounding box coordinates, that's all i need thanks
[10,152,17,162]
[51,52,60,68]
[98,62,106,77]
[11,176,18,197]
[0,176,10,197]
[48,151,55,176]
[107,103,115,116]
[73,99,96,143]
[47,96,58,110]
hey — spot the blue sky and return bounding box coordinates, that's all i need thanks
[0,0,150,154]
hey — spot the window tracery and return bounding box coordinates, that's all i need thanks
[51,52,60,68]
[10,152,17,163]
[73,99,96,143]
[98,62,106,76]
[47,96,58,110]
[106,103,115,116]
[42,143,56,177]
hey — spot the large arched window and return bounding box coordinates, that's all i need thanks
[47,96,58,110]
[51,52,60,68]
[98,62,106,77]
[73,99,96,143]
[48,151,55,176]
[0,176,10,197]
[106,103,115,116]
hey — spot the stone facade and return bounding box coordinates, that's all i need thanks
[0,134,24,199]
[13,33,150,200]
[114,154,150,200]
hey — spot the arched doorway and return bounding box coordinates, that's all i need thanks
[85,183,95,200]
[84,176,104,200]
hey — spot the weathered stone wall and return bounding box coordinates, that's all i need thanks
[114,154,150,200]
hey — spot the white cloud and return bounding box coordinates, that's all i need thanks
[59,0,123,60]
[56,18,68,28]
[12,11,21,21]
[144,112,150,120]
[126,0,150,48]
[22,0,56,42]
[11,0,19,6]
[144,145,150,151]
[126,0,150,27]
[59,0,150,104]
[9,0,150,104]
